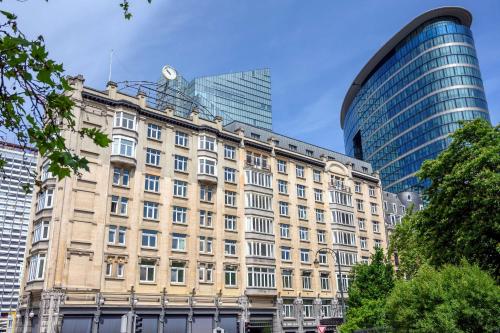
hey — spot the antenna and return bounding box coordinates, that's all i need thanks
[108,49,114,82]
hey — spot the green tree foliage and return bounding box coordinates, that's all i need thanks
[413,119,499,277]
[339,248,394,333]
[386,263,500,332]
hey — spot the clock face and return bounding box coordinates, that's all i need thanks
[162,65,177,80]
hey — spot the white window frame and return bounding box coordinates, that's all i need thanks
[175,131,188,147]
[112,135,136,158]
[147,123,162,140]
[114,111,136,130]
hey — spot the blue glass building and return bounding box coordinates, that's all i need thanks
[341,7,490,193]
[161,69,272,129]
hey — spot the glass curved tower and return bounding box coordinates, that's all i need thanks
[341,7,490,193]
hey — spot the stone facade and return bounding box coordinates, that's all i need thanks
[17,76,388,333]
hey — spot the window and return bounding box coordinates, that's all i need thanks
[246,152,268,169]
[288,144,297,151]
[224,145,236,159]
[303,303,313,318]
[139,261,156,283]
[299,227,309,241]
[225,215,237,231]
[298,205,307,220]
[172,234,186,251]
[199,236,213,254]
[200,185,213,202]
[296,184,306,198]
[392,203,397,212]
[278,180,288,194]
[300,249,310,263]
[245,170,272,188]
[362,166,368,172]
[113,168,130,187]
[305,149,313,156]
[332,210,354,226]
[333,231,356,246]
[302,271,312,289]
[199,210,213,227]
[369,185,376,197]
[147,123,161,140]
[245,192,272,211]
[245,216,273,234]
[280,224,290,239]
[277,160,287,173]
[225,266,237,287]
[198,263,214,283]
[172,206,187,224]
[224,168,236,183]
[146,148,161,166]
[247,266,275,288]
[360,237,367,249]
[171,262,186,283]
[108,225,126,245]
[110,196,128,215]
[175,131,188,147]
[281,247,291,261]
[225,191,237,206]
[313,169,321,182]
[322,300,332,318]
[32,221,49,243]
[320,273,330,290]
[374,239,382,248]
[114,112,135,130]
[317,230,326,244]
[251,132,261,140]
[373,221,380,233]
[279,201,289,216]
[143,201,159,220]
[246,241,274,258]
[356,199,364,211]
[383,201,388,210]
[198,157,216,176]
[338,251,357,266]
[314,189,323,202]
[37,188,54,211]
[117,263,125,278]
[41,162,54,181]
[337,273,350,292]
[283,303,294,317]
[141,230,157,248]
[361,256,369,264]
[316,209,325,223]
[318,252,327,265]
[173,180,187,197]
[105,263,112,277]
[370,203,378,214]
[354,181,361,193]
[112,136,135,158]
[28,253,46,281]
[174,155,188,172]
[296,165,305,178]
[225,240,237,256]
[198,135,216,151]
[144,174,159,192]
[358,218,366,230]
[282,270,293,289]
[329,190,352,206]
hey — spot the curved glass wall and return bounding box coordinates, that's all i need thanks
[343,16,490,193]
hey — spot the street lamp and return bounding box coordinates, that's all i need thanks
[313,247,346,322]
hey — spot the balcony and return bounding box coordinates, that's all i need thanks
[246,156,271,171]
[329,182,351,193]
[197,173,218,184]
[110,154,137,168]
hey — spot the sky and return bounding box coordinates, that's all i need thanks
[4,0,499,154]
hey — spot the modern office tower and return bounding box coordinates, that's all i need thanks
[160,68,273,129]
[0,143,37,332]
[16,76,387,333]
[341,7,491,193]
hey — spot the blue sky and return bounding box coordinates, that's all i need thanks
[5,0,499,153]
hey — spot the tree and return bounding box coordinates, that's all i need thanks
[413,119,500,277]
[385,263,500,332]
[0,1,150,185]
[339,248,394,333]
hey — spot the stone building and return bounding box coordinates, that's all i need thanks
[16,76,387,333]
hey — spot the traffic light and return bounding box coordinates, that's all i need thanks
[134,315,143,333]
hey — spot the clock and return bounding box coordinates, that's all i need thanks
[162,65,177,80]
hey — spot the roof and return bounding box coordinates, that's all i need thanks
[340,7,472,128]
[224,121,373,174]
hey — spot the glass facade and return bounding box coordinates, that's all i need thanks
[161,69,272,129]
[342,11,490,193]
